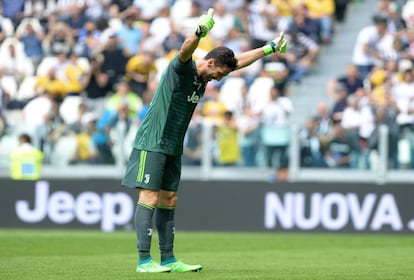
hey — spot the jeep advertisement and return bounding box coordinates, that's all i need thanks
[0,179,413,233]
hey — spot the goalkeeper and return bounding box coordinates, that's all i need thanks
[121,8,287,273]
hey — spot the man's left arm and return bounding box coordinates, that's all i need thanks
[235,32,287,70]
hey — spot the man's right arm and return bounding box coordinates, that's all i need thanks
[178,8,215,63]
[178,35,202,63]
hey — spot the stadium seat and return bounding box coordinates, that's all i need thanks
[1,17,15,37]
[0,37,25,58]
[171,0,192,22]
[108,18,123,32]
[247,76,274,113]
[76,57,90,73]
[1,75,18,99]
[16,76,37,101]
[219,77,246,112]
[3,110,24,130]
[59,96,83,125]
[0,135,19,167]
[155,56,169,81]
[49,135,78,166]
[36,56,59,76]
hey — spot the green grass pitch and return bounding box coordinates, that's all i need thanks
[1,229,413,279]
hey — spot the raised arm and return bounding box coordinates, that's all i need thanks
[178,35,202,63]
[178,8,215,63]
[235,32,287,70]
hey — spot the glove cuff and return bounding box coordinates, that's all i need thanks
[263,42,276,56]
[195,26,205,38]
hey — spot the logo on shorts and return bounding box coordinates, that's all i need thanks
[144,174,150,184]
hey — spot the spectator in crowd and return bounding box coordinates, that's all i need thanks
[330,83,349,125]
[63,51,87,96]
[162,21,186,54]
[2,0,25,26]
[314,101,333,144]
[215,111,241,166]
[327,63,364,100]
[100,34,130,90]
[10,133,44,180]
[369,90,400,169]
[42,101,67,162]
[125,50,157,97]
[44,21,75,55]
[260,86,293,170]
[340,94,374,169]
[351,13,394,80]
[105,79,143,118]
[92,108,116,164]
[230,39,263,87]
[117,14,143,56]
[209,2,237,43]
[202,83,229,126]
[299,117,326,167]
[334,0,350,23]
[271,0,301,32]
[287,5,321,44]
[107,102,135,163]
[246,0,278,49]
[16,22,45,68]
[68,102,97,135]
[0,42,33,83]
[133,0,169,21]
[23,0,57,22]
[393,68,414,135]
[262,52,292,95]
[110,0,134,15]
[69,118,99,165]
[324,124,352,168]
[0,20,8,44]
[35,66,67,103]
[304,0,335,44]
[236,103,260,167]
[283,29,320,84]
[148,7,172,46]
[82,55,112,116]
[74,20,102,58]
[136,79,156,125]
[22,90,55,148]
[378,0,406,33]
[65,4,89,39]
[193,0,219,13]
[55,0,86,20]
[84,0,111,21]
[182,107,204,166]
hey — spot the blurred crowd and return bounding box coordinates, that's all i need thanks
[2,0,411,172]
[300,0,414,170]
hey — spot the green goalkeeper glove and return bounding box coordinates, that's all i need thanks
[263,32,288,56]
[195,8,215,38]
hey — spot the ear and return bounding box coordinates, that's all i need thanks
[207,58,215,67]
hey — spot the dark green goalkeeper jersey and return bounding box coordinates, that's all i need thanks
[133,55,207,155]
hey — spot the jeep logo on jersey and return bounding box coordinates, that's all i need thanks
[187,91,200,103]
[15,181,134,232]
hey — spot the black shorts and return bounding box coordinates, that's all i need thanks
[121,149,181,192]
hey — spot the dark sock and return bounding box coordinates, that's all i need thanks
[135,202,155,264]
[156,206,176,264]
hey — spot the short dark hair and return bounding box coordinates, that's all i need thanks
[19,134,32,144]
[204,47,238,71]
[372,13,388,24]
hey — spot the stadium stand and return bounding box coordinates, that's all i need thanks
[1,0,413,180]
